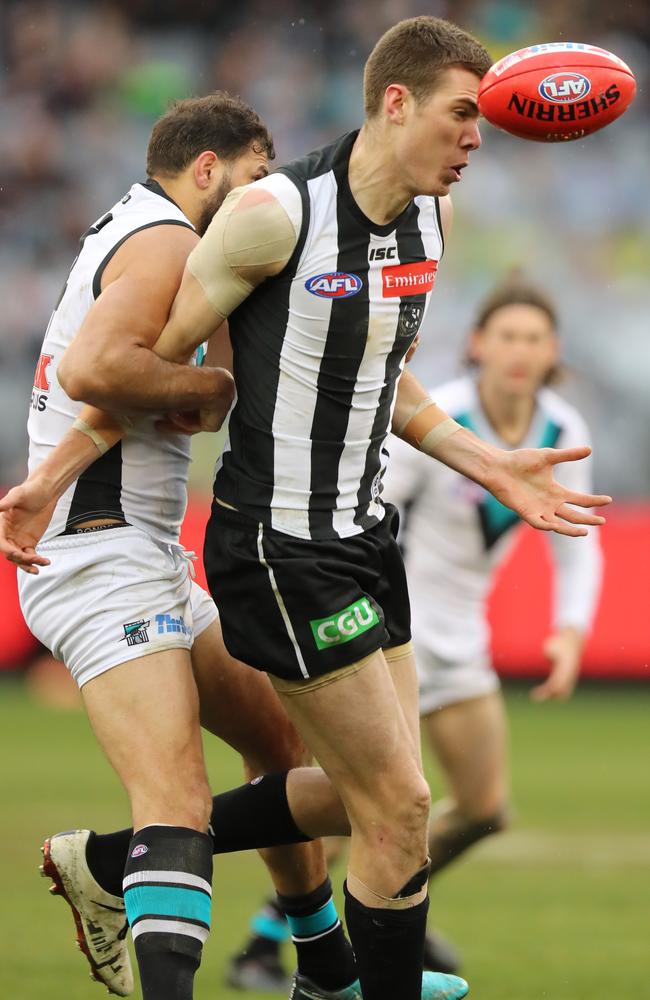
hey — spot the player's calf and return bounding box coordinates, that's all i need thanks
[123,825,213,1000]
[428,800,510,875]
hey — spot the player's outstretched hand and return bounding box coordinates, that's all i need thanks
[0,480,55,573]
[531,627,583,701]
[485,445,611,537]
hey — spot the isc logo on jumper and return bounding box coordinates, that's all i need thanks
[382,260,438,298]
[310,597,379,650]
[305,272,362,298]
[539,72,591,103]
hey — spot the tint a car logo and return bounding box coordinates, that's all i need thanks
[382,260,438,298]
[539,72,591,103]
[31,353,53,412]
[305,272,362,298]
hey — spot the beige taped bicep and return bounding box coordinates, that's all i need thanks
[187,186,298,319]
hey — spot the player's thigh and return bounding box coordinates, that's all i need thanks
[190,617,312,772]
[82,646,206,794]
[423,691,509,816]
[385,644,422,769]
[274,649,425,826]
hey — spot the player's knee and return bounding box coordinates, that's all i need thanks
[377,773,431,853]
[243,724,311,777]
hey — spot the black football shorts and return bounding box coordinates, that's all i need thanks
[203,501,411,682]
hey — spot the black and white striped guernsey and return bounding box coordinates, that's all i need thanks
[215,130,444,540]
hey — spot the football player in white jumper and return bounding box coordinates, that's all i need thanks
[382,277,603,967]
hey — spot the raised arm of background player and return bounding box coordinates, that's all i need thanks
[0,186,611,568]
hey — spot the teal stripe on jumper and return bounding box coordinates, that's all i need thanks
[124,884,211,928]
[286,898,338,938]
[251,912,291,943]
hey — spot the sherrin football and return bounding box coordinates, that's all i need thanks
[478,42,636,142]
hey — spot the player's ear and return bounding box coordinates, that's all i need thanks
[384,84,409,124]
[466,327,484,364]
[193,150,220,190]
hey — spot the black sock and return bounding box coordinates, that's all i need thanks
[279,877,357,991]
[86,830,132,897]
[123,826,212,1000]
[236,897,289,961]
[344,881,428,1000]
[86,772,311,897]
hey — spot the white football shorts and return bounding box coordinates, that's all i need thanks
[415,641,500,715]
[18,525,218,688]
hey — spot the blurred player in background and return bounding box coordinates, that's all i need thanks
[383,276,603,966]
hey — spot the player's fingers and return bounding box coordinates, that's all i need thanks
[6,547,50,568]
[546,445,591,465]
[563,491,612,508]
[154,417,195,436]
[543,517,588,537]
[555,504,605,526]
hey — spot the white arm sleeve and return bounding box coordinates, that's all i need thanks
[548,413,604,632]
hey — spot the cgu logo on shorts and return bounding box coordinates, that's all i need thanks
[305,272,363,298]
[539,72,591,103]
[310,597,379,651]
[382,260,438,298]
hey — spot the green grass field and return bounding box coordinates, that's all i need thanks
[1,680,649,1000]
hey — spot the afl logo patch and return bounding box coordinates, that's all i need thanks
[305,272,362,298]
[538,72,591,103]
[130,844,149,859]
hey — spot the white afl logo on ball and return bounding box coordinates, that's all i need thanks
[539,71,591,103]
[131,844,148,858]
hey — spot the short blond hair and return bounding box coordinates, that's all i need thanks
[364,16,492,118]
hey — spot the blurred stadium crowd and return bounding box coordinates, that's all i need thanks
[1,0,649,493]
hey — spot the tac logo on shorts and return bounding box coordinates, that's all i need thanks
[305,272,363,299]
[310,597,380,651]
[539,72,591,103]
[130,844,148,859]
[120,620,150,646]
[382,260,438,298]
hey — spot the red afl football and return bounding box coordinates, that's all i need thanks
[478,43,636,142]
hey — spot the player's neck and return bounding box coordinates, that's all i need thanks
[348,126,413,226]
[151,174,201,229]
[478,377,536,446]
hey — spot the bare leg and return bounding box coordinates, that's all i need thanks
[82,649,213,1000]
[423,691,510,874]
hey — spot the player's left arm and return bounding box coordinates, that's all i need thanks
[152,185,299,362]
[392,367,611,537]
[531,420,604,701]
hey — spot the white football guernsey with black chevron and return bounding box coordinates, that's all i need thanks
[215,130,444,540]
[26,180,196,544]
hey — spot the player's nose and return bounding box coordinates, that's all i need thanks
[463,121,481,150]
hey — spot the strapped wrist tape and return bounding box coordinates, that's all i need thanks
[71,418,111,456]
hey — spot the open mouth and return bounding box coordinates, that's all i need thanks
[449,163,468,182]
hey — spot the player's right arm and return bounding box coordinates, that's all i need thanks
[57,225,234,415]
